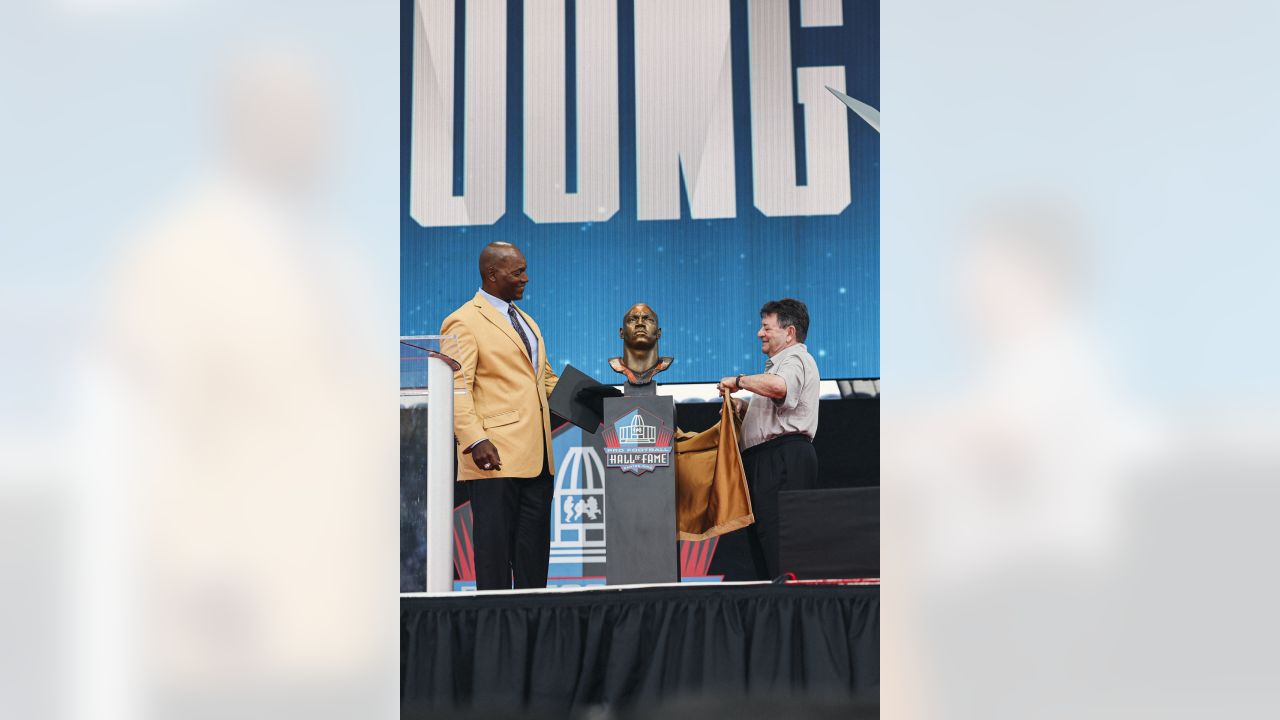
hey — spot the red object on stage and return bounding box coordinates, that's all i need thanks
[679,537,719,577]
[452,501,476,581]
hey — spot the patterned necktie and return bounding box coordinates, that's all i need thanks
[507,304,534,365]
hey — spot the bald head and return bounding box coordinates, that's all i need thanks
[620,303,660,350]
[478,241,519,276]
[622,303,658,326]
[479,242,528,302]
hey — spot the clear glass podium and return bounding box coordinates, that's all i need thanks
[400,336,463,593]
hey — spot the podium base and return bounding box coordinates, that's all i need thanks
[599,394,678,585]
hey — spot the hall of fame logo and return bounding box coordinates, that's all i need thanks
[602,407,673,475]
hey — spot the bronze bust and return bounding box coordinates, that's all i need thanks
[609,303,674,391]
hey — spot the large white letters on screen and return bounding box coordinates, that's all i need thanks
[524,0,620,224]
[412,0,859,226]
[634,0,737,221]
[410,0,506,227]
[748,0,851,217]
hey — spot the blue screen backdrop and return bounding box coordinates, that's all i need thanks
[402,0,879,382]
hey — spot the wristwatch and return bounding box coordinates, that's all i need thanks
[735,374,745,389]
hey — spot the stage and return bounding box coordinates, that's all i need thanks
[401,581,879,716]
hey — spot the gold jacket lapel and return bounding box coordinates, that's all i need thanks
[472,293,537,377]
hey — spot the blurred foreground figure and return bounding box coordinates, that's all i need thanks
[884,199,1162,720]
[96,48,387,718]
[914,202,1156,581]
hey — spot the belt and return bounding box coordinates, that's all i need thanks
[742,432,812,456]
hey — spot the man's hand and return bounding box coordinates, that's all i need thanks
[469,439,502,472]
[716,375,741,393]
[720,393,747,418]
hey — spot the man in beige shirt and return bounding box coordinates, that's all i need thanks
[718,298,821,579]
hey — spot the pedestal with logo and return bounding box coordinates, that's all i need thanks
[599,393,678,584]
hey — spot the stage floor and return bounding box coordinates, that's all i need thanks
[400,577,879,599]
[401,581,879,715]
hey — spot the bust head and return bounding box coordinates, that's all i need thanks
[610,303,673,387]
[619,303,661,352]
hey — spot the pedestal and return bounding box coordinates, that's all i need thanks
[601,394,678,584]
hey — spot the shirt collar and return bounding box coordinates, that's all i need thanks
[765,342,806,368]
[478,287,512,314]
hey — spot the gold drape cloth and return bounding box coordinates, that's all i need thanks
[674,391,755,540]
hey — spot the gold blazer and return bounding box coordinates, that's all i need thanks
[441,292,559,481]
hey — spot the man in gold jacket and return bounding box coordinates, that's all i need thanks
[441,242,559,590]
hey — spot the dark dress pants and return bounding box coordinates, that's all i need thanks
[468,454,553,590]
[742,434,818,580]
